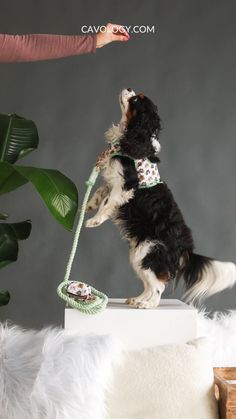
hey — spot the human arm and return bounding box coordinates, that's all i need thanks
[0,23,129,63]
[0,33,96,62]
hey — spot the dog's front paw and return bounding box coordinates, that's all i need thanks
[86,214,108,228]
[86,205,92,213]
[85,218,100,228]
[86,198,99,212]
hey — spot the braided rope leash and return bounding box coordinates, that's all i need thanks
[57,164,108,315]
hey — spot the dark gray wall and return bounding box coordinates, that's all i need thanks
[1,0,236,328]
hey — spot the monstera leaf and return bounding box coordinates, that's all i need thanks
[0,162,78,230]
[0,113,39,163]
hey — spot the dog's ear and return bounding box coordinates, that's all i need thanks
[128,95,161,137]
[134,104,161,138]
[121,95,162,159]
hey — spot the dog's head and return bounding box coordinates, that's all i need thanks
[105,88,162,159]
[119,88,162,159]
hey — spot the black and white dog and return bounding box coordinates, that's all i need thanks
[86,88,236,308]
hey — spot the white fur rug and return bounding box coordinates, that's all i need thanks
[0,311,236,419]
[0,324,121,419]
[198,310,236,367]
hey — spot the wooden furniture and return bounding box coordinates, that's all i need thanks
[214,368,236,419]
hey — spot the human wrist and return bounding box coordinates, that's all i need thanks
[96,33,104,48]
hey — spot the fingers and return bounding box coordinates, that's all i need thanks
[110,33,129,42]
[96,23,130,48]
[107,23,130,40]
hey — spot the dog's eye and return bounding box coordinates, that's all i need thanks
[132,97,138,103]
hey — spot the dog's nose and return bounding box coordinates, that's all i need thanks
[127,87,132,92]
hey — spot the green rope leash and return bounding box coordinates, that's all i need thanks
[57,166,108,314]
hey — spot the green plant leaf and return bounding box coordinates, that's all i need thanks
[0,161,28,194]
[0,289,10,306]
[0,163,78,230]
[15,166,78,230]
[0,113,39,163]
[0,220,32,268]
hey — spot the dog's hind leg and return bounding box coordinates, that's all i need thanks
[131,269,166,308]
[127,268,166,309]
[126,277,151,306]
[126,240,166,308]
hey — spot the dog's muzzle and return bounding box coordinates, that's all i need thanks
[119,88,136,110]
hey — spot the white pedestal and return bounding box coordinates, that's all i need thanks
[65,299,198,349]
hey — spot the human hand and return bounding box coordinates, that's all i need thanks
[96,23,130,48]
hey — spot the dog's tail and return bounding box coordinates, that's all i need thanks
[183,253,236,303]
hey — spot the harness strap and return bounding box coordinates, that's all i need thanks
[109,145,163,189]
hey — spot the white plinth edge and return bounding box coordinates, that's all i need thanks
[65,299,198,349]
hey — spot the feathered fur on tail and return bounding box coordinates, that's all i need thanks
[183,253,236,303]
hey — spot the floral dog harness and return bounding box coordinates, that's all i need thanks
[108,141,163,189]
[134,158,162,188]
